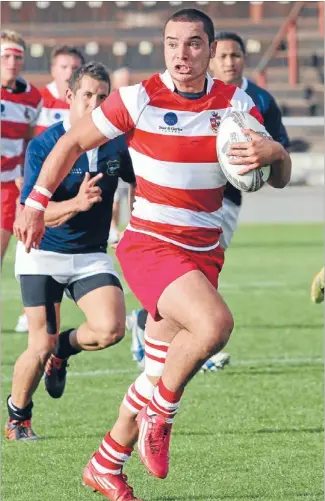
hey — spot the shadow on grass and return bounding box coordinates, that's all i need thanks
[175,426,324,437]
[152,495,263,500]
[152,493,323,500]
[1,330,24,335]
[222,365,323,377]
[237,323,323,330]
[256,426,324,434]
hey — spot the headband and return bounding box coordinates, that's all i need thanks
[1,42,25,56]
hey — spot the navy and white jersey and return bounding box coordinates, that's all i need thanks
[224,77,290,206]
[21,118,135,254]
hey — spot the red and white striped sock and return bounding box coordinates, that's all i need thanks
[123,372,154,414]
[147,378,184,423]
[144,333,169,377]
[91,432,133,475]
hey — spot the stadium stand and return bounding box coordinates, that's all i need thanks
[2,0,324,152]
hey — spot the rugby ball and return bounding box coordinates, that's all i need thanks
[217,111,271,192]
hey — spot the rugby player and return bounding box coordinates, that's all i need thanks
[1,30,41,262]
[6,62,135,442]
[15,44,84,333]
[128,31,290,373]
[1,30,42,334]
[35,45,85,135]
[14,9,291,500]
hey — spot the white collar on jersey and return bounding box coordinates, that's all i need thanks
[47,81,60,99]
[62,116,71,132]
[160,69,215,94]
[241,76,248,91]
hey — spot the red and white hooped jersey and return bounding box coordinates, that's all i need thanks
[92,70,263,251]
[35,81,69,136]
[1,78,42,182]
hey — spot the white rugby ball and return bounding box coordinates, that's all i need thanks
[217,111,271,192]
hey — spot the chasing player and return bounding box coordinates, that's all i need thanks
[35,45,85,135]
[15,45,85,333]
[5,62,135,441]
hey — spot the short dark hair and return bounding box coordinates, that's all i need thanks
[214,32,246,55]
[51,44,85,64]
[68,61,110,94]
[164,8,215,45]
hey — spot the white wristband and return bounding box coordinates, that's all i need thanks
[34,185,52,198]
[25,198,46,212]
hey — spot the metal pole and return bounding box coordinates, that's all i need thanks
[250,2,264,24]
[319,1,324,37]
[256,71,267,88]
[287,20,298,86]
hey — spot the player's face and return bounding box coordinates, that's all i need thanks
[67,75,109,123]
[164,20,215,92]
[51,54,83,89]
[211,40,245,86]
[1,50,24,85]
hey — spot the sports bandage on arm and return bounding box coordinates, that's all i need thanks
[25,185,53,211]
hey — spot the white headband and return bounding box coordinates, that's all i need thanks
[1,42,25,56]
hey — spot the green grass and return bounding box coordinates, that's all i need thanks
[1,224,323,501]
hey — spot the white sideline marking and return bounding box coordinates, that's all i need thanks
[1,357,322,383]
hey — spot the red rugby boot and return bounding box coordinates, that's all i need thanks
[83,459,142,501]
[136,406,172,479]
[5,418,40,441]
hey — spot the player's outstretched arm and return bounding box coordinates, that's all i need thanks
[13,115,107,252]
[37,114,107,194]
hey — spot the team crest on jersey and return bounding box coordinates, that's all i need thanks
[1,103,5,116]
[106,159,120,176]
[210,111,221,133]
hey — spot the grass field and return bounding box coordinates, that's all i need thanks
[1,223,323,501]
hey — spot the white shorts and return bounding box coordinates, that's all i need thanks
[113,179,129,203]
[219,198,241,250]
[15,241,119,285]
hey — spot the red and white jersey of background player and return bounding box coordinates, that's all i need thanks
[92,70,263,251]
[1,77,41,183]
[35,81,69,135]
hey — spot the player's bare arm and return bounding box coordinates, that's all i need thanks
[45,172,103,227]
[37,114,106,194]
[228,129,291,188]
[13,114,107,252]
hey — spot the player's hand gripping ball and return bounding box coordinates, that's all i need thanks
[217,111,271,192]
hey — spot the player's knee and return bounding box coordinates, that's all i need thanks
[201,311,234,358]
[93,318,125,349]
[28,333,57,365]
